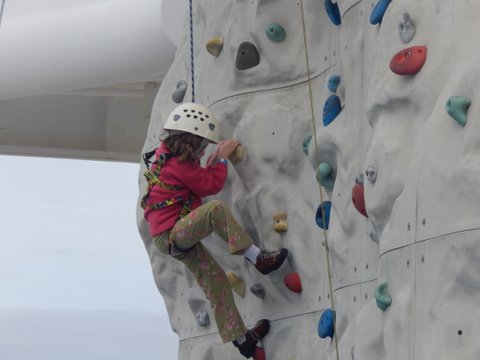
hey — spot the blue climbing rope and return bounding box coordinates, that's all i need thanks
[0,0,6,29]
[188,0,195,103]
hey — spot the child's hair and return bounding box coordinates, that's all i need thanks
[163,132,205,162]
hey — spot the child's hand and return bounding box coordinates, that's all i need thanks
[206,139,241,167]
[218,139,240,159]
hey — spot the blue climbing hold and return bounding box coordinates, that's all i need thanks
[369,0,392,25]
[375,283,392,311]
[318,309,335,338]
[265,23,286,42]
[315,201,332,229]
[446,96,471,127]
[327,75,341,92]
[302,134,313,155]
[324,0,341,26]
[323,95,342,127]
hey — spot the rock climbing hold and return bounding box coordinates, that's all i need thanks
[399,13,416,44]
[229,144,244,164]
[390,46,427,76]
[206,37,224,57]
[227,272,246,298]
[365,165,377,183]
[316,162,335,189]
[253,346,266,360]
[323,95,342,127]
[369,0,392,25]
[352,183,368,218]
[273,212,288,233]
[171,80,188,103]
[327,75,341,92]
[446,96,471,127]
[324,0,341,26]
[195,310,210,327]
[375,282,392,311]
[302,134,312,155]
[250,284,266,299]
[318,309,335,338]
[315,201,332,230]
[265,23,286,42]
[236,42,260,70]
[284,272,302,293]
[355,173,364,185]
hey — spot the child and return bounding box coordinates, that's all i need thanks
[142,103,288,358]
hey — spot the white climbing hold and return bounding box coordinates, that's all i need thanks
[399,13,416,44]
[365,165,377,183]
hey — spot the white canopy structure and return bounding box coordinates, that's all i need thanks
[0,0,184,162]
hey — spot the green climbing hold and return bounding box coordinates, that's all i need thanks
[316,162,335,189]
[302,135,312,155]
[265,23,286,42]
[446,96,471,127]
[375,282,392,311]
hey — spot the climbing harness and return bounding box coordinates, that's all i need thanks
[142,150,195,216]
[188,0,195,102]
[299,1,340,360]
[142,150,196,256]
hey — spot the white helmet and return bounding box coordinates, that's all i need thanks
[164,103,219,143]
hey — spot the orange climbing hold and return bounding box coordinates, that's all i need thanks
[352,183,368,218]
[284,272,302,293]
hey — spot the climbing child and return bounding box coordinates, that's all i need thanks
[142,103,289,358]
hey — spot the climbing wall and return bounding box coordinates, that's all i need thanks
[137,0,480,359]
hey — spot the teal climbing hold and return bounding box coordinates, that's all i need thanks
[370,0,392,25]
[328,75,341,92]
[323,95,342,127]
[318,309,335,338]
[316,162,335,189]
[302,135,313,155]
[324,0,341,26]
[265,23,286,42]
[375,283,392,311]
[446,96,471,127]
[315,201,332,229]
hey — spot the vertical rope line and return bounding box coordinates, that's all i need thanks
[0,0,6,28]
[299,2,339,360]
[188,0,195,103]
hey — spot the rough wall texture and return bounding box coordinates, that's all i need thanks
[137,0,480,359]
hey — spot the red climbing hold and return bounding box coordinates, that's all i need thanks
[253,347,266,360]
[389,45,427,75]
[284,272,302,293]
[352,183,368,218]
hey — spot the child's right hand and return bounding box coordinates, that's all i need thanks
[206,139,240,167]
[218,139,240,159]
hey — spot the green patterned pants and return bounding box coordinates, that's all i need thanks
[153,200,253,342]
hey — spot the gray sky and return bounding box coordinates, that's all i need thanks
[0,155,178,359]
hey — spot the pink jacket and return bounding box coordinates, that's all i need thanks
[144,143,228,236]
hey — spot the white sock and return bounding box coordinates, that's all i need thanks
[243,244,261,264]
[235,335,246,345]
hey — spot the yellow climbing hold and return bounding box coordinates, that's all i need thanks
[228,144,244,165]
[227,272,246,297]
[206,37,224,57]
[273,212,288,233]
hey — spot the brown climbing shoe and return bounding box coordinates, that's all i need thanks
[254,248,288,275]
[233,319,270,358]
